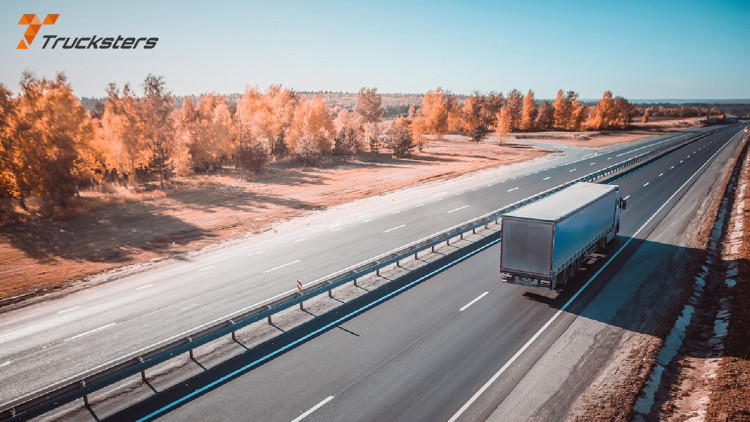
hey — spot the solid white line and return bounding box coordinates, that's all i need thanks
[198,266,214,272]
[542,177,551,181]
[65,323,116,342]
[263,260,301,274]
[136,283,155,290]
[0,361,9,368]
[331,227,343,232]
[644,182,650,187]
[58,306,80,314]
[383,224,406,233]
[569,168,576,172]
[447,205,470,214]
[659,173,664,177]
[459,292,489,312]
[507,187,519,192]
[292,396,335,422]
[448,126,737,422]
[623,195,630,200]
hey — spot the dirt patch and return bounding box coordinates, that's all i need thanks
[499,117,704,148]
[0,139,548,302]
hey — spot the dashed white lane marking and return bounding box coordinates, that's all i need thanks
[391,210,401,215]
[247,251,264,257]
[487,184,493,187]
[363,219,373,223]
[292,396,335,422]
[623,195,630,200]
[607,157,612,160]
[543,177,551,181]
[198,266,214,272]
[383,224,406,234]
[0,361,10,368]
[415,203,424,208]
[331,227,342,232]
[680,160,683,163]
[659,173,664,177]
[432,191,447,197]
[294,238,306,243]
[507,187,519,192]
[263,260,301,274]
[671,166,674,169]
[569,168,576,172]
[65,323,117,342]
[472,188,479,191]
[590,162,596,165]
[136,283,155,290]
[460,292,489,312]
[58,306,80,314]
[447,205,471,214]
[644,182,650,187]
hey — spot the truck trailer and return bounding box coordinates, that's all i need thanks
[499,182,625,289]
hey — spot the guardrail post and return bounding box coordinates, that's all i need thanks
[376,268,380,276]
[229,320,237,342]
[447,238,450,246]
[299,300,304,311]
[328,288,334,298]
[81,380,90,409]
[414,252,418,259]
[353,278,358,287]
[138,356,147,382]
[266,305,273,324]
[431,245,435,252]
[460,232,464,240]
[396,260,401,267]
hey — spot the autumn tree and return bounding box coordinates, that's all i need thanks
[497,89,523,133]
[521,90,537,131]
[333,108,361,157]
[288,93,334,165]
[12,72,96,207]
[0,84,18,199]
[462,91,495,142]
[354,87,382,124]
[613,96,636,129]
[176,94,234,172]
[386,117,415,158]
[98,83,148,185]
[571,97,588,131]
[535,101,554,130]
[587,91,616,130]
[552,90,582,130]
[642,108,650,123]
[414,87,457,139]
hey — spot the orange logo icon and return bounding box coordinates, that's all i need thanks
[17,14,59,49]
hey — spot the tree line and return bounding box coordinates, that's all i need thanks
[0,71,679,208]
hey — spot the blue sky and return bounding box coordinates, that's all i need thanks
[1,0,748,99]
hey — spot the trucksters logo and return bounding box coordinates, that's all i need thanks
[16,14,159,50]
[16,14,58,49]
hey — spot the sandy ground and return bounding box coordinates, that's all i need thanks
[498,117,704,148]
[0,122,700,303]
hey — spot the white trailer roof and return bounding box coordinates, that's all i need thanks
[504,182,617,222]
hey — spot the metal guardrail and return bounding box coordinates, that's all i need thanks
[0,126,727,421]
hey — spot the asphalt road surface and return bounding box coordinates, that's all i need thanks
[0,126,730,408]
[108,124,746,422]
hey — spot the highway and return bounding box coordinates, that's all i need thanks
[108,124,746,421]
[0,126,727,408]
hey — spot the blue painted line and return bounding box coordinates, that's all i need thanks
[137,237,502,421]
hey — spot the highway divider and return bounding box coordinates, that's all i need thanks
[0,125,730,421]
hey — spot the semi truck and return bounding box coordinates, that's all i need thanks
[499,182,626,289]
